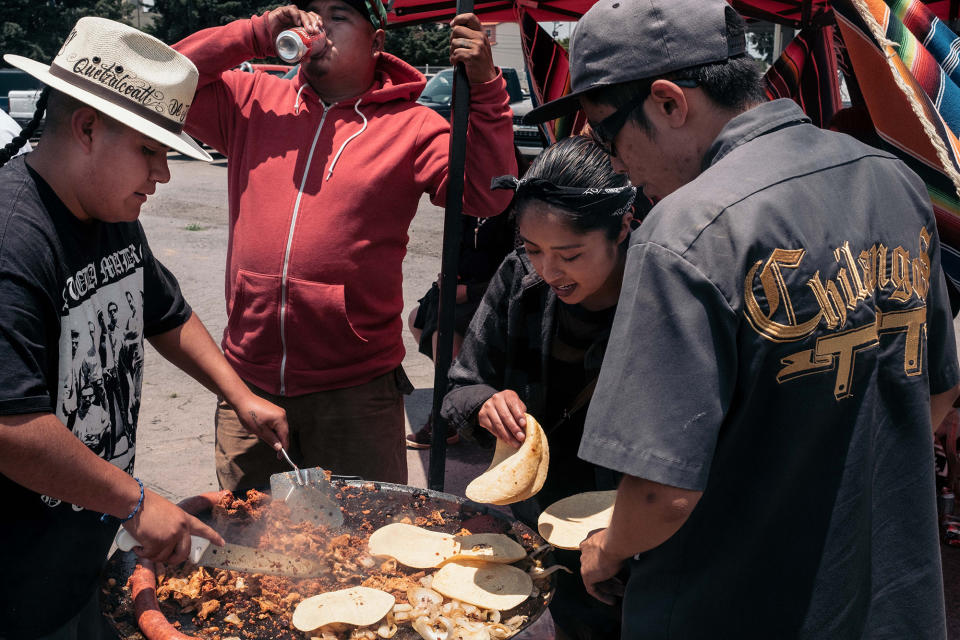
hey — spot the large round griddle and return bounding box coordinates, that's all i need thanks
[101,479,557,640]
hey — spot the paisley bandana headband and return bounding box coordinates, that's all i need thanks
[491,175,637,218]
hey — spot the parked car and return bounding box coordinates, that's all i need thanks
[8,88,44,139]
[0,68,43,114]
[417,67,546,159]
[279,64,546,158]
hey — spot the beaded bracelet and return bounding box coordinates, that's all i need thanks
[101,477,144,523]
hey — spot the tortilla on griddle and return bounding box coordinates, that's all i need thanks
[292,586,394,631]
[431,560,533,611]
[368,523,528,568]
[367,522,459,569]
[448,533,527,564]
[465,413,548,505]
[537,490,616,550]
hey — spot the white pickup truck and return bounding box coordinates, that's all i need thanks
[8,88,44,136]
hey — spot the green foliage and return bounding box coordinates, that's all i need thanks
[0,0,131,66]
[747,29,775,66]
[384,23,451,67]
[146,0,281,45]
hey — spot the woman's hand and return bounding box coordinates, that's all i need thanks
[477,390,527,447]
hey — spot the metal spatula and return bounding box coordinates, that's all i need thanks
[115,530,327,578]
[269,447,344,529]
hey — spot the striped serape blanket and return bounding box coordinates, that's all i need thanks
[518,9,587,143]
[764,24,843,128]
[834,0,960,288]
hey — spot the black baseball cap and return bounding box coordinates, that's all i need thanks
[525,0,747,124]
[295,0,388,29]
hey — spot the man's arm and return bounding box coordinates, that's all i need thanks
[932,383,960,432]
[148,312,289,450]
[580,475,702,604]
[418,13,516,218]
[172,8,295,152]
[0,412,223,562]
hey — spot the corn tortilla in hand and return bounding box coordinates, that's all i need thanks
[537,490,616,550]
[466,413,548,505]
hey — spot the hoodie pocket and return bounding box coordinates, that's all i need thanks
[283,277,368,373]
[225,269,282,368]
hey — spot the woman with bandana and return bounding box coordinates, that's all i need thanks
[441,135,645,640]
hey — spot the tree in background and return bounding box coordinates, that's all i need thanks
[384,23,452,67]
[0,0,130,64]
[748,29,775,66]
[147,0,278,46]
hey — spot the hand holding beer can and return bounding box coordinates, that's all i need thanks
[276,27,327,63]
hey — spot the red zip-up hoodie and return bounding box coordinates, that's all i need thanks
[174,14,516,396]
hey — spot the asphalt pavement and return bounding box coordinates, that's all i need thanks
[133,153,960,638]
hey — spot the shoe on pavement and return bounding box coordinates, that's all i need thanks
[406,415,459,449]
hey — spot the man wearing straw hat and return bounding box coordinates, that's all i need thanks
[172,1,516,491]
[525,0,960,636]
[0,18,291,639]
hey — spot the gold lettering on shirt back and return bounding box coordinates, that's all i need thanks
[744,228,931,399]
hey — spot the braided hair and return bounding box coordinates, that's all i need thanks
[0,86,50,169]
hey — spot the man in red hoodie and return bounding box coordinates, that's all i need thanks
[174,2,516,490]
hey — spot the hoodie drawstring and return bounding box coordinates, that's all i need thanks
[327,98,367,181]
[294,83,308,115]
[292,89,368,181]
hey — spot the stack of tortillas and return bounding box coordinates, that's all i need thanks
[368,522,527,568]
[431,560,532,611]
[367,522,533,610]
[465,413,549,505]
[537,490,616,550]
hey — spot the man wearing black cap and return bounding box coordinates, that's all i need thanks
[526,0,960,636]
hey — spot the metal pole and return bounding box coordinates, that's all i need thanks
[428,0,474,491]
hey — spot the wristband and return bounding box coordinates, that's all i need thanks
[101,477,144,523]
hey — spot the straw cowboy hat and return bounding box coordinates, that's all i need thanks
[3,16,211,162]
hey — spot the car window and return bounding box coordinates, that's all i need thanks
[419,70,454,105]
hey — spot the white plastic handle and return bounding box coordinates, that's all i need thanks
[115,528,211,564]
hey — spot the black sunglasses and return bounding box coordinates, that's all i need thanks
[589,78,698,157]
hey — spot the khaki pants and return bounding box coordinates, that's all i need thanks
[215,367,412,493]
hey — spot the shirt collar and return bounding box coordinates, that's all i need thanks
[701,99,811,171]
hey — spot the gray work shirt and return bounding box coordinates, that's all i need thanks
[580,99,959,638]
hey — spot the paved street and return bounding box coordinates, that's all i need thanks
[132,153,960,638]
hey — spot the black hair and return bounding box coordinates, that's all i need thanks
[585,7,766,132]
[514,135,631,240]
[0,86,50,168]
[588,55,765,133]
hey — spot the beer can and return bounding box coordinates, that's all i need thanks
[276,27,326,64]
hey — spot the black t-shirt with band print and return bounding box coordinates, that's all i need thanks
[0,156,191,638]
